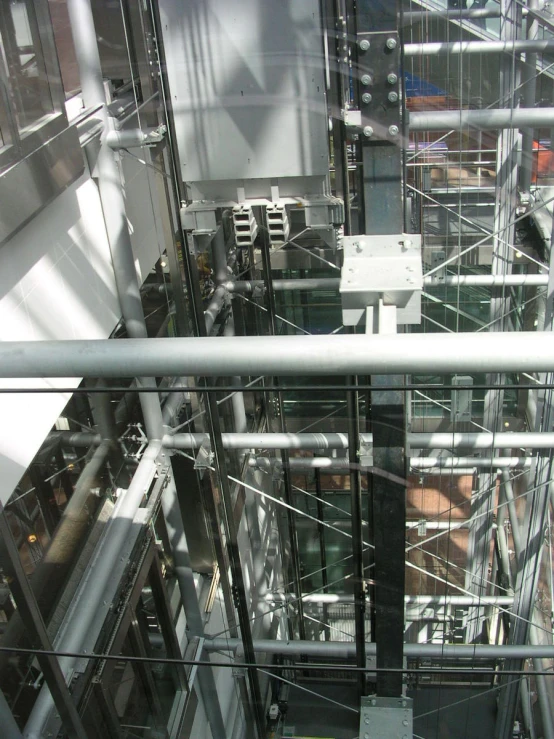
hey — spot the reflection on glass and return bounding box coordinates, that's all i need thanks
[3,0,54,132]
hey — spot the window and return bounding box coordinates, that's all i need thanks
[0,0,66,171]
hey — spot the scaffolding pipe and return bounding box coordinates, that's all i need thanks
[3,332,554,378]
[24,441,163,737]
[205,638,554,660]
[404,39,554,56]
[409,108,554,132]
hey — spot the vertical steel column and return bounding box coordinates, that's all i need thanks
[355,0,406,699]
[260,234,306,640]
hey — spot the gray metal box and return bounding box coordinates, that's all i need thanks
[359,696,413,739]
[159,0,329,187]
[340,234,422,326]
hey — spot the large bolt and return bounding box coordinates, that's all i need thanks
[363,126,374,138]
[361,74,373,86]
[362,92,372,104]
[388,91,399,103]
[387,72,398,85]
[388,125,399,136]
[359,38,370,51]
[386,37,398,50]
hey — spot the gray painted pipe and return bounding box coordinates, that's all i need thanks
[4,332,549,377]
[405,39,554,56]
[409,108,554,132]
[206,638,554,660]
[4,333,552,378]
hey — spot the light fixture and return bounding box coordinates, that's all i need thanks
[160,259,167,268]
[504,421,510,428]
[515,251,523,258]
[27,534,37,544]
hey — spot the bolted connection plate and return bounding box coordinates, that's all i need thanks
[359,696,413,739]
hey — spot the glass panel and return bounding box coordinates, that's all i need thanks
[47,0,79,98]
[0,1,55,133]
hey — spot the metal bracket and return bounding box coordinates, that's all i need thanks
[194,439,214,479]
[359,696,413,739]
[359,438,373,468]
[106,125,166,150]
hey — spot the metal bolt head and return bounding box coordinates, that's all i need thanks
[359,38,370,52]
[362,92,372,104]
[363,126,374,138]
[387,72,398,85]
[386,37,398,50]
[388,91,399,103]
[361,74,372,86]
[388,125,399,136]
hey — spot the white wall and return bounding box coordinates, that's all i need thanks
[0,149,170,504]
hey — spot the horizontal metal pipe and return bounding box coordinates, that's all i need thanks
[2,332,553,378]
[405,39,554,56]
[409,108,554,132]
[402,8,501,21]
[264,594,513,605]
[250,455,532,471]
[429,274,549,287]
[167,430,554,451]
[54,430,553,453]
[164,274,548,297]
[206,638,554,660]
[167,432,349,450]
[411,456,532,468]
[412,432,554,449]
